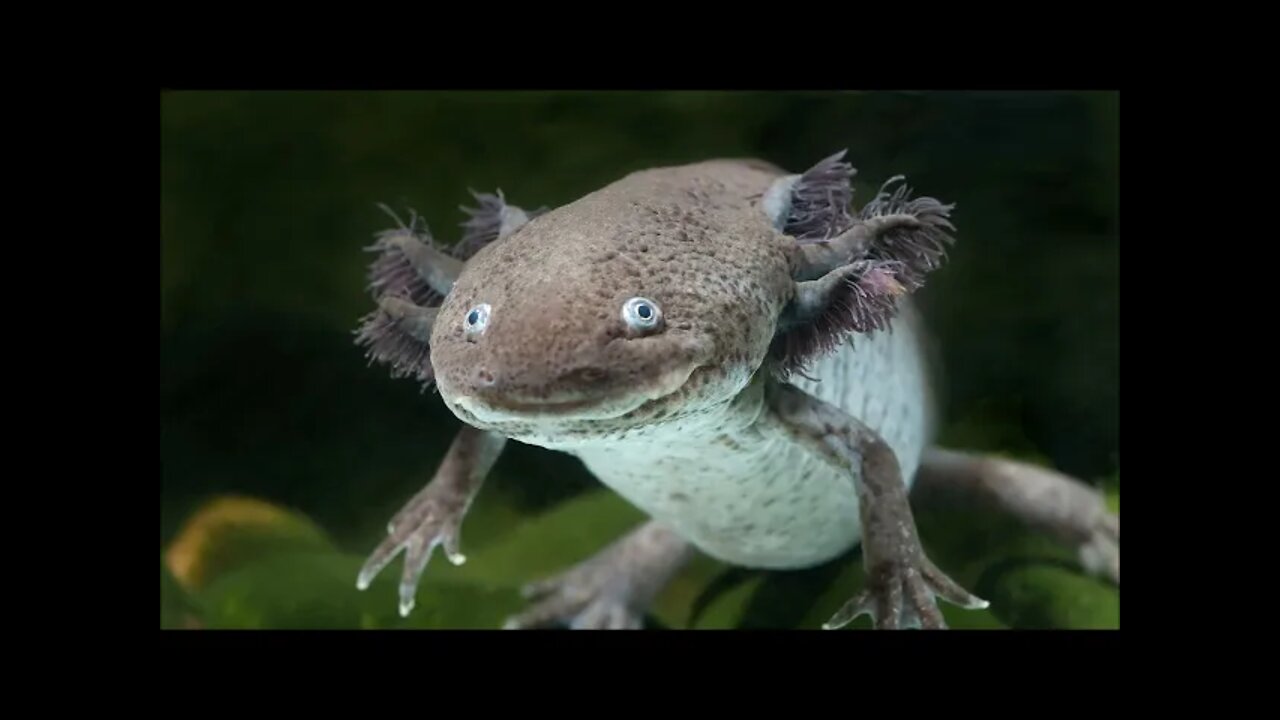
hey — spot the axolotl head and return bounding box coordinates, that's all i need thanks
[355,155,956,447]
[428,166,796,445]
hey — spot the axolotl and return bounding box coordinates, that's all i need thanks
[352,151,1120,630]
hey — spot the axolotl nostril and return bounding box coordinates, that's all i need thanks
[351,152,1119,629]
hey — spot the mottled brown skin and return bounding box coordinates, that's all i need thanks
[431,161,793,446]
[354,155,1120,629]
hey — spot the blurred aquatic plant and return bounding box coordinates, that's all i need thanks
[162,482,1118,630]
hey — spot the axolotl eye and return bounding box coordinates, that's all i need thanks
[464,303,490,337]
[621,297,663,333]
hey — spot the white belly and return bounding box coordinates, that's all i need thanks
[574,308,935,570]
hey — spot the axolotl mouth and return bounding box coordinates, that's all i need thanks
[446,359,706,425]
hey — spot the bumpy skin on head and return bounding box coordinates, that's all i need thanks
[429,155,956,445]
[430,161,798,445]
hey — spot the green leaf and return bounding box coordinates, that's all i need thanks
[165,496,336,593]
[169,484,1116,630]
[197,550,524,630]
[447,489,649,587]
[981,561,1119,629]
[686,571,767,629]
[161,553,200,629]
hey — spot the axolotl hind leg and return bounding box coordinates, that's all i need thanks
[504,520,695,630]
[913,448,1119,585]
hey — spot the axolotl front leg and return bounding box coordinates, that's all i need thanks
[359,436,692,629]
[766,380,989,629]
[358,425,506,616]
[358,424,693,628]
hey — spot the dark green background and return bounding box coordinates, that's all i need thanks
[160,90,1119,629]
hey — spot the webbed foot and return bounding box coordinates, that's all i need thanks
[502,520,692,630]
[507,581,646,630]
[357,478,470,618]
[765,380,988,631]
[825,553,988,630]
[355,426,505,617]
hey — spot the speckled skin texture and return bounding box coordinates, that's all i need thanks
[431,161,791,442]
[428,160,931,569]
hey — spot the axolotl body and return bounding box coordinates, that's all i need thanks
[353,152,1119,629]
